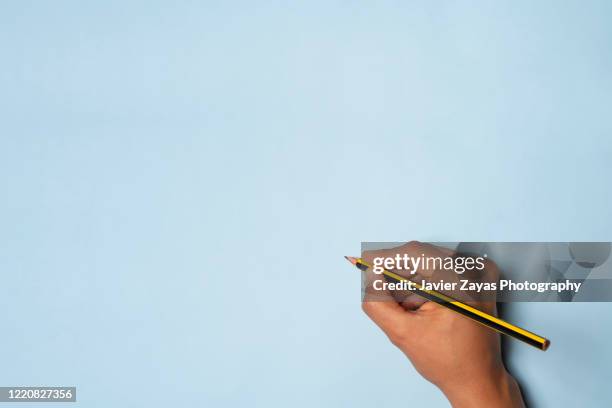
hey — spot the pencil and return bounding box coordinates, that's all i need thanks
[345,256,550,351]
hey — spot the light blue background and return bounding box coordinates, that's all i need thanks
[1,1,611,407]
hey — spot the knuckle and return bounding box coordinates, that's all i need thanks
[485,260,500,280]
[403,241,421,252]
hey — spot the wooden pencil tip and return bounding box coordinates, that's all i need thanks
[344,256,358,265]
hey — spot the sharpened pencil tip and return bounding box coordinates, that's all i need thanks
[344,256,358,265]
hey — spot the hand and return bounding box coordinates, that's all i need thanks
[361,241,525,408]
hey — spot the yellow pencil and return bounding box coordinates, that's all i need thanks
[345,256,550,351]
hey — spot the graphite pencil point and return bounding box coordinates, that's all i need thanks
[344,256,358,265]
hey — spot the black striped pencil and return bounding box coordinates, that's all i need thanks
[345,256,550,351]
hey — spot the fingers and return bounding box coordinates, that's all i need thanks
[399,293,428,310]
[362,242,500,305]
[362,301,415,345]
[362,244,422,311]
[362,242,441,307]
[362,241,449,279]
[360,248,418,344]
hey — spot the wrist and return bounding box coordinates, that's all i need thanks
[441,368,525,408]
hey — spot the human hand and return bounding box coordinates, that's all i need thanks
[361,241,525,408]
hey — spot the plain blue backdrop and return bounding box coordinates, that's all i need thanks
[1,1,611,407]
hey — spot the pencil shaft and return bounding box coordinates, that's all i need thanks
[353,258,550,351]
